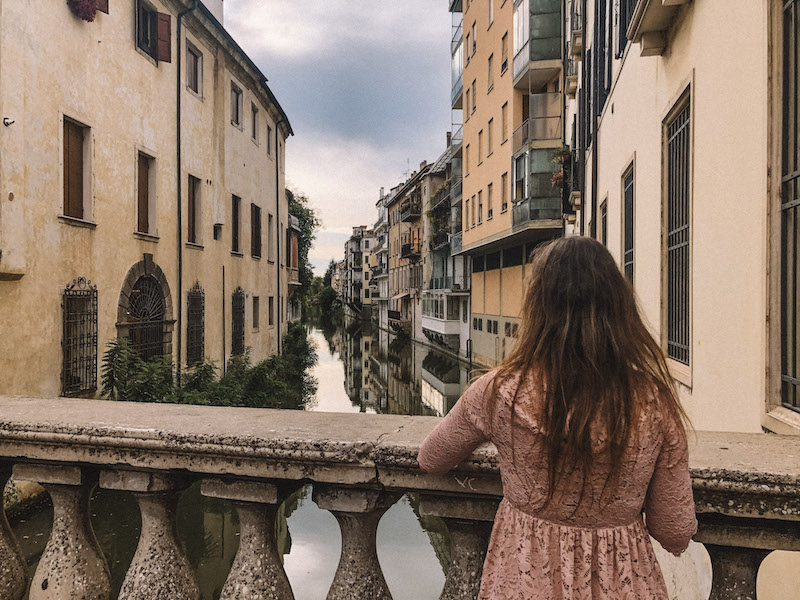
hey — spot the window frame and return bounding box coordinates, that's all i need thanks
[231,82,243,128]
[231,194,242,254]
[622,160,635,282]
[62,116,93,223]
[251,203,262,258]
[61,277,98,396]
[251,102,259,143]
[136,151,156,236]
[186,282,205,367]
[187,174,201,245]
[186,41,202,97]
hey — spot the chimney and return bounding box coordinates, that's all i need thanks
[446,132,452,147]
[380,186,385,199]
[420,161,427,171]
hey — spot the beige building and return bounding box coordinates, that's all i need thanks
[0,0,294,397]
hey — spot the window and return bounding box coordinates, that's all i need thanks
[251,203,262,258]
[186,43,201,95]
[136,0,170,62]
[62,278,98,395]
[268,213,274,260]
[505,322,511,337]
[478,191,483,224]
[501,172,508,211]
[231,287,245,356]
[466,32,471,63]
[231,195,241,253]
[253,296,260,329]
[600,200,608,246]
[623,166,635,282]
[488,54,494,90]
[63,118,88,220]
[231,83,243,127]
[364,289,370,299]
[188,175,200,244]
[501,32,509,73]
[186,282,204,367]
[465,89,471,117]
[488,119,494,155]
[478,130,483,163]
[487,183,493,219]
[462,299,468,323]
[251,104,259,141]
[665,99,691,366]
[127,275,166,361]
[472,80,477,112]
[267,125,273,156]
[502,103,508,141]
[471,195,476,227]
[137,152,154,234]
[471,22,476,54]
[213,223,222,241]
[513,0,530,58]
[619,0,636,56]
[464,199,470,232]
[269,296,275,326]
[488,0,494,24]
[782,4,800,410]
[465,144,470,176]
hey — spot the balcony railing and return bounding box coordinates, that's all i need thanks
[400,242,421,260]
[431,186,451,211]
[451,231,463,253]
[512,197,562,229]
[0,399,798,600]
[450,176,463,201]
[430,231,451,251]
[400,202,421,222]
[428,275,470,291]
[513,92,562,152]
[451,125,463,149]
[512,0,562,88]
[288,267,300,286]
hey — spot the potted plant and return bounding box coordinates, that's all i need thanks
[67,0,98,21]
[551,170,564,189]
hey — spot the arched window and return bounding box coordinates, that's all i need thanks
[186,282,205,366]
[62,277,98,395]
[232,287,245,356]
[127,275,166,361]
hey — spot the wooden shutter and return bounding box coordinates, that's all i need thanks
[63,120,84,220]
[137,154,149,233]
[187,177,196,243]
[156,12,171,63]
[96,0,109,14]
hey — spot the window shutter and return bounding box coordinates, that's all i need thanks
[156,12,172,63]
[138,155,149,233]
[96,0,109,14]
[64,120,84,220]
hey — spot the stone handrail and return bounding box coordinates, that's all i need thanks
[0,396,798,599]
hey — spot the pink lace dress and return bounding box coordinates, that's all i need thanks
[418,371,697,600]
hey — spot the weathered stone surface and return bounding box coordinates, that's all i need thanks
[704,544,770,600]
[16,466,111,600]
[116,476,199,600]
[313,486,400,600]
[439,518,493,600]
[201,479,279,504]
[0,465,26,600]
[419,494,499,522]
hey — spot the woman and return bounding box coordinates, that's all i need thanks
[418,237,696,599]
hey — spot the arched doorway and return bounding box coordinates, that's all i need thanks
[117,254,174,361]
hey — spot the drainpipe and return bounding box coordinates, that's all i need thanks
[580,0,588,236]
[561,0,568,237]
[590,0,598,239]
[176,0,198,387]
[274,117,287,355]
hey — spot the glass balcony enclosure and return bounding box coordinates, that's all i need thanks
[511,148,562,228]
[451,14,464,109]
[513,92,562,151]
[513,0,562,89]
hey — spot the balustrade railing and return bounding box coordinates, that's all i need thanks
[0,398,798,600]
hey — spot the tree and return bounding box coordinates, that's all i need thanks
[287,189,321,316]
[323,259,336,288]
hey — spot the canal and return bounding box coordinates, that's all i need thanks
[10,320,473,599]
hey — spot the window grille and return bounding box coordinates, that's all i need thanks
[127,275,167,361]
[62,278,98,395]
[600,201,608,246]
[782,0,800,411]
[186,282,205,367]
[623,167,635,282]
[232,287,245,356]
[666,101,691,366]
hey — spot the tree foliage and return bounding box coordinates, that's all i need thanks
[287,189,321,314]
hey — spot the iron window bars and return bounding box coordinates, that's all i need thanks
[186,282,205,367]
[232,287,245,356]
[62,278,98,395]
[623,167,635,283]
[127,275,167,362]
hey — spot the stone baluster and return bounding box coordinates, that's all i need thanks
[0,465,27,600]
[313,485,400,600]
[704,544,770,600]
[201,479,295,600]
[100,470,199,600]
[13,463,111,600]
[418,494,498,600]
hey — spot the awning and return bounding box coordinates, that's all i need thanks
[391,292,410,301]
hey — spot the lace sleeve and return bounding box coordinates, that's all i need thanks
[644,414,697,556]
[417,375,492,476]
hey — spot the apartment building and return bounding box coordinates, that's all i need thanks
[0,0,293,397]
[368,192,390,330]
[450,0,568,367]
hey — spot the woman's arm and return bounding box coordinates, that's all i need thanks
[417,376,491,475]
[644,416,697,556]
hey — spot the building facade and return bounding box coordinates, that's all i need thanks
[0,0,293,397]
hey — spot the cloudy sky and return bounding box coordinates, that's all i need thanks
[224,1,453,275]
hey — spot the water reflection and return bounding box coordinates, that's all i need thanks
[10,319,471,599]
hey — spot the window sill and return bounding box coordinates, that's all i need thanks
[251,136,260,148]
[667,358,692,388]
[762,406,800,436]
[136,45,158,67]
[231,121,243,131]
[58,215,97,229]
[501,66,508,76]
[134,231,159,243]
[185,242,204,250]
[186,86,203,101]
[252,255,262,261]
[231,251,244,258]
[487,84,494,94]
[501,138,508,146]
[267,259,275,264]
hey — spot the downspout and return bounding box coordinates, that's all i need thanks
[590,0,598,239]
[274,116,288,355]
[580,0,588,236]
[561,0,568,237]
[176,0,198,387]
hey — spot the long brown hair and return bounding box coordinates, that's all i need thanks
[493,236,687,508]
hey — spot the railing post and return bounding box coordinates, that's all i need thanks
[419,495,498,600]
[13,463,111,600]
[100,470,199,600]
[201,479,295,600]
[0,465,26,600]
[313,485,400,600]
[704,544,769,600]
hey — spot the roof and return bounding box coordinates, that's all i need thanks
[429,145,453,176]
[193,2,293,137]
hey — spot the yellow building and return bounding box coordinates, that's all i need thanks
[0,0,294,397]
[451,0,567,366]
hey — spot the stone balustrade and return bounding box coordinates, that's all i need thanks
[0,396,798,599]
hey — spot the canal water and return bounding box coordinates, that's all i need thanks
[10,319,473,600]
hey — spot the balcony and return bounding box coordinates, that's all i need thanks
[627,0,690,57]
[0,398,798,600]
[430,231,451,252]
[512,197,562,230]
[428,275,470,292]
[451,125,463,153]
[450,175,463,201]
[512,92,562,153]
[569,149,583,210]
[570,0,583,57]
[512,0,562,90]
[451,72,463,110]
[565,59,578,98]
[431,186,451,211]
[400,201,421,222]
[451,231,463,253]
[288,267,301,286]
[400,242,421,260]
